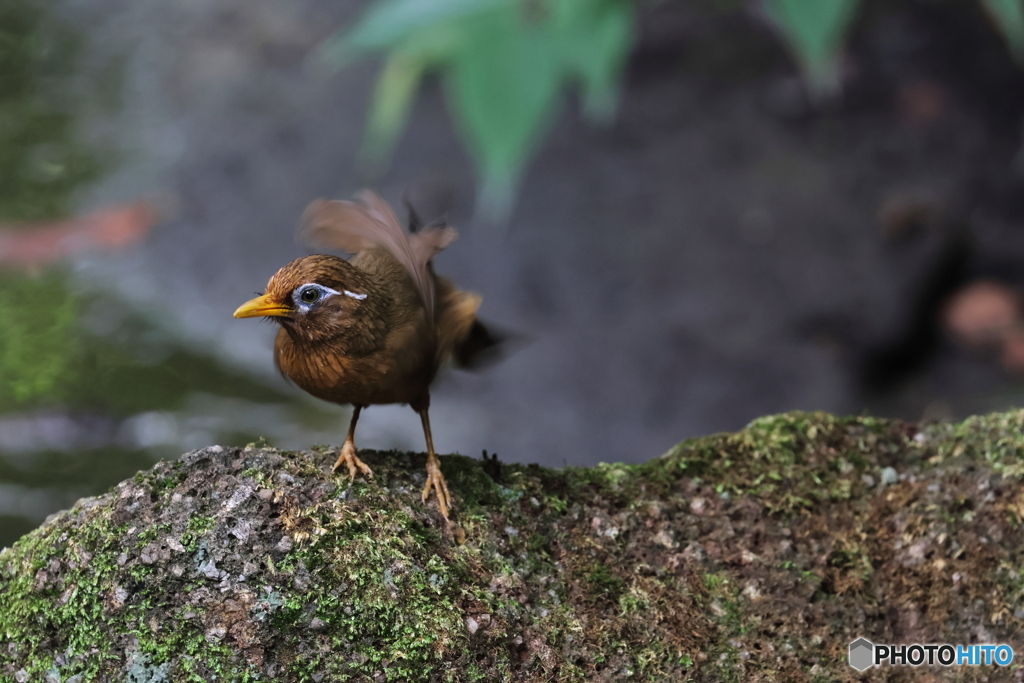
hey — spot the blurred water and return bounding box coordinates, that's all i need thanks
[4,0,1024,547]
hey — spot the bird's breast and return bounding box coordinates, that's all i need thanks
[273,325,434,406]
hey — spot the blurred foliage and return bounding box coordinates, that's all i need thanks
[0,271,76,403]
[325,0,1024,219]
[0,0,102,221]
[982,0,1024,63]
[762,0,860,99]
[0,270,289,415]
[321,0,635,219]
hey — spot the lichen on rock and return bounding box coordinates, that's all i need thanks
[3,410,1024,681]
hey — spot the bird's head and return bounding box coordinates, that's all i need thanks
[233,255,370,343]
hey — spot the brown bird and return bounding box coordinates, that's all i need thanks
[233,190,495,519]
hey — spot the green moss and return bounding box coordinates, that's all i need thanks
[644,411,909,515]
[925,409,1024,477]
[185,516,215,535]
[434,454,503,513]
[825,539,872,582]
[586,561,625,602]
[137,522,170,545]
[269,501,473,680]
[0,500,128,680]
[8,410,1024,680]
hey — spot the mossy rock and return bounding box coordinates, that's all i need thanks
[2,410,1024,681]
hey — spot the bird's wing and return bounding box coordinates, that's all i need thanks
[299,190,457,320]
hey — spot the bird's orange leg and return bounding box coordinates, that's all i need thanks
[332,405,373,482]
[417,405,452,519]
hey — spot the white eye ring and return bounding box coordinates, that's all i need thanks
[293,284,366,307]
[295,283,338,305]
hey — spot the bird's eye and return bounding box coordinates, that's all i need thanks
[299,287,320,304]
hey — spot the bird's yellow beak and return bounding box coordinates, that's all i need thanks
[233,294,293,319]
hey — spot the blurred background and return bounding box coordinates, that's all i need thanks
[4,0,1024,545]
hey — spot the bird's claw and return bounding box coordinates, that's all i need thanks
[422,454,452,520]
[331,440,373,483]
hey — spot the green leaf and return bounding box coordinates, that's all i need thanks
[762,0,860,97]
[320,0,511,64]
[318,0,639,219]
[351,19,475,176]
[446,9,563,219]
[551,0,635,121]
[358,51,429,174]
[980,0,1024,64]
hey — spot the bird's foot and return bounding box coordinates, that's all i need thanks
[331,440,373,483]
[422,454,452,520]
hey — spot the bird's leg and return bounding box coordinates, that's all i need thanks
[332,405,373,482]
[416,401,452,519]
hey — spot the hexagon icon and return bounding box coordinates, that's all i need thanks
[849,638,874,671]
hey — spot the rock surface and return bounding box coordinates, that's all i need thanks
[3,411,1024,681]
